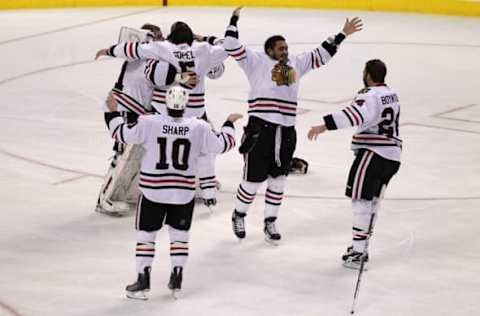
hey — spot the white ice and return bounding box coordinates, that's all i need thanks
[0,6,479,316]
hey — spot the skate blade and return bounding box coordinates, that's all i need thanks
[205,204,216,213]
[264,237,280,246]
[126,290,148,300]
[171,289,181,300]
[342,262,368,271]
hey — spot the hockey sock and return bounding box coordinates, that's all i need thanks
[235,180,262,214]
[169,226,189,268]
[199,175,217,199]
[135,230,157,274]
[198,153,217,199]
[352,199,375,252]
[264,176,286,218]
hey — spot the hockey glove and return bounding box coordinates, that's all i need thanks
[238,125,261,154]
[289,157,309,174]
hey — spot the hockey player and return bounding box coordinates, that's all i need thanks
[308,59,401,269]
[104,86,242,299]
[224,7,363,244]
[96,23,164,216]
[96,22,229,208]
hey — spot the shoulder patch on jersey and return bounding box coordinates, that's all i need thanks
[357,87,370,94]
[354,99,366,106]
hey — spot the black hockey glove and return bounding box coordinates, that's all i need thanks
[238,124,261,154]
[289,157,309,174]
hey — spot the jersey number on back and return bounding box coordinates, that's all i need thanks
[378,108,399,137]
[156,137,191,171]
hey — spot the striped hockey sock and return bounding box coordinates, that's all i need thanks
[235,181,261,213]
[169,227,189,268]
[136,241,155,274]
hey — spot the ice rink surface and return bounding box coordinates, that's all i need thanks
[0,6,479,316]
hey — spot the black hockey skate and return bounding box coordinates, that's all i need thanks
[203,198,217,207]
[342,246,369,270]
[168,266,183,299]
[264,217,281,245]
[203,198,217,213]
[126,266,151,300]
[232,210,246,240]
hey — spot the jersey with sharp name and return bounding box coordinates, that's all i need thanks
[323,85,402,162]
[107,114,235,204]
[223,24,343,127]
[107,40,228,118]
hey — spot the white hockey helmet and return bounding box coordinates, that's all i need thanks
[165,86,189,111]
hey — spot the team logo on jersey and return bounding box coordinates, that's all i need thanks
[355,99,365,106]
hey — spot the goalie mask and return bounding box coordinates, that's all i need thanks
[165,86,189,111]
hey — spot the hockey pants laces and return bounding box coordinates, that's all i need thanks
[274,126,282,167]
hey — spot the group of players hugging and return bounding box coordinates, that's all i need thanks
[95,7,401,300]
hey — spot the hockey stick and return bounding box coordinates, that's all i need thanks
[350,211,376,314]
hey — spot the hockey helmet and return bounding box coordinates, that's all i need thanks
[165,86,189,111]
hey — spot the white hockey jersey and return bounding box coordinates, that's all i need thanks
[106,113,236,204]
[107,40,228,118]
[110,60,154,116]
[223,24,342,127]
[323,84,402,162]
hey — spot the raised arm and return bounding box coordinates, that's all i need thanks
[223,7,261,72]
[96,41,180,70]
[308,90,377,140]
[296,17,363,78]
[202,113,243,154]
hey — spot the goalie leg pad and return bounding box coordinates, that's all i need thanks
[96,144,144,214]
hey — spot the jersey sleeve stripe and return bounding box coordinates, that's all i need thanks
[342,109,354,126]
[345,107,360,125]
[350,105,365,123]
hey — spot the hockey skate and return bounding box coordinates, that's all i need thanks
[168,266,183,299]
[342,246,369,270]
[231,210,246,241]
[203,198,217,213]
[126,267,151,300]
[264,217,281,246]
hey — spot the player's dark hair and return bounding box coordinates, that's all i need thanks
[168,21,194,45]
[167,108,184,118]
[264,35,286,55]
[365,59,387,83]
